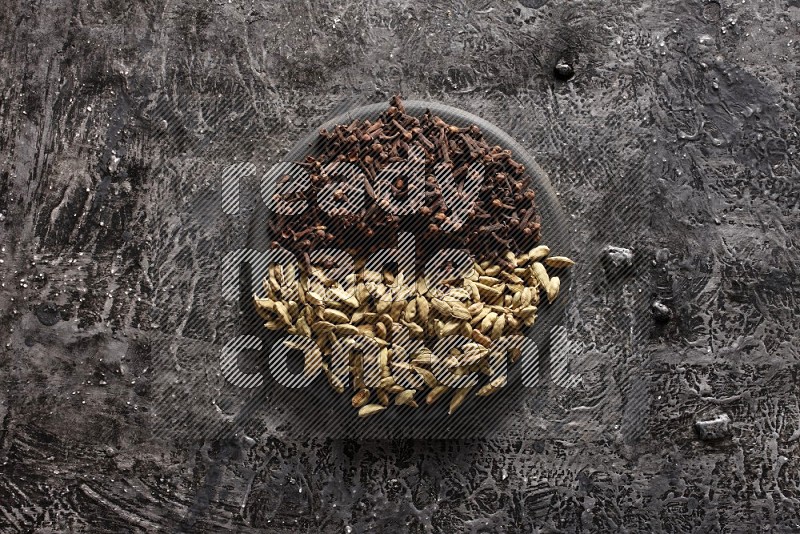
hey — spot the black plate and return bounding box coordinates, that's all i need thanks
[242,100,572,438]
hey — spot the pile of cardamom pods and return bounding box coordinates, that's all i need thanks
[254,246,573,417]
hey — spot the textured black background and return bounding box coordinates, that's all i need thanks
[0,0,798,532]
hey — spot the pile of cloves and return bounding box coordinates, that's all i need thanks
[270,95,542,265]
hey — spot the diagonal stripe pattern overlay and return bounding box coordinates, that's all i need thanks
[143,93,653,441]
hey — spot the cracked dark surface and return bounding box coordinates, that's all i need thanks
[0,0,798,532]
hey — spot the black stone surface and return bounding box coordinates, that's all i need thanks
[0,0,798,532]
